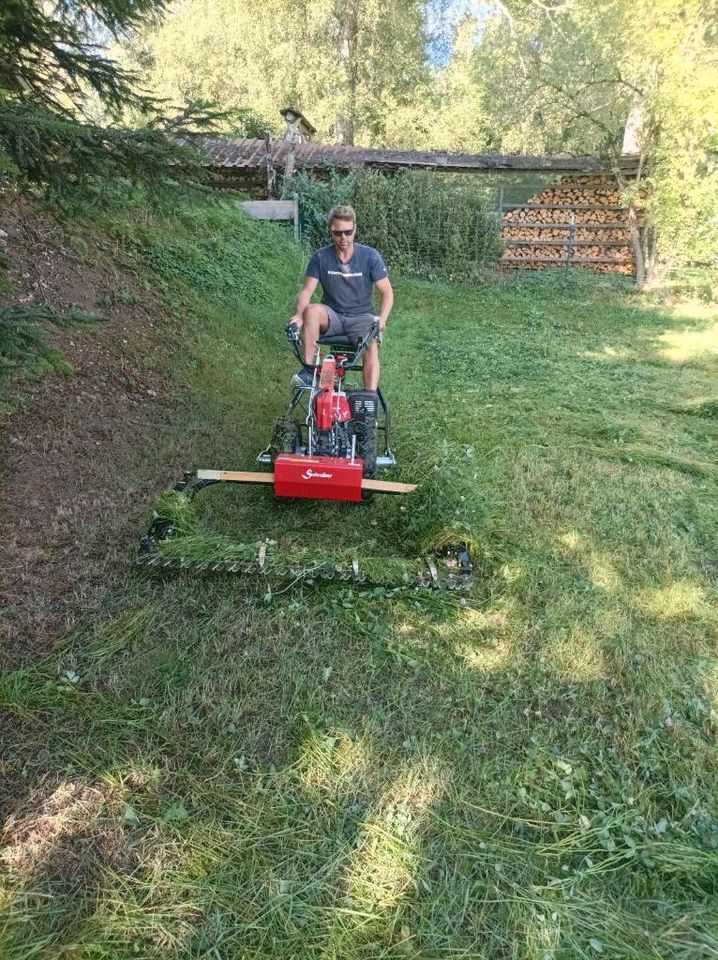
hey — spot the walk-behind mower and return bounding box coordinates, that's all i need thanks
[137,321,473,590]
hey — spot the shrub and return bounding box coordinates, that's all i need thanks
[286,168,500,279]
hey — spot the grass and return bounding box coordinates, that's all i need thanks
[1,189,717,959]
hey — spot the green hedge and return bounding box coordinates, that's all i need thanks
[286,168,500,279]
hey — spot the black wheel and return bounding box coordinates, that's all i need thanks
[268,415,300,461]
[356,416,377,478]
[353,416,376,502]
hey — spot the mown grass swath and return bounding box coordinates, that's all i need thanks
[1,190,716,958]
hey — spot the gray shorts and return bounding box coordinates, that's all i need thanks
[324,307,376,344]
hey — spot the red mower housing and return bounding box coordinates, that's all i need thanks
[273,454,364,502]
[314,390,352,431]
[314,356,352,431]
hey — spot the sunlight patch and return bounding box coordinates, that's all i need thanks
[500,563,523,584]
[460,606,509,631]
[540,629,607,681]
[432,603,512,658]
[657,320,718,362]
[582,345,634,360]
[456,638,511,673]
[1,779,118,882]
[703,661,718,705]
[339,757,449,912]
[557,530,623,592]
[559,530,585,551]
[586,554,621,591]
[636,580,714,621]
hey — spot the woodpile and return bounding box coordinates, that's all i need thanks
[500,176,636,276]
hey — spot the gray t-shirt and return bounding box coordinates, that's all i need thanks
[306,243,388,316]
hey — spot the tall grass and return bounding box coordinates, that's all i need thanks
[1,190,716,958]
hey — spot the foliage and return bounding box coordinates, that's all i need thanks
[0,0,165,117]
[119,0,433,146]
[0,102,207,190]
[0,303,56,375]
[471,0,718,272]
[114,0,718,282]
[0,302,104,391]
[285,169,357,247]
[0,0,224,188]
[287,168,500,278]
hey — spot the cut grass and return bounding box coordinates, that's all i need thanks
[1,191,717,959]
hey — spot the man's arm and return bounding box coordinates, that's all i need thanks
[290,276,319,326]
[375,276,393,330]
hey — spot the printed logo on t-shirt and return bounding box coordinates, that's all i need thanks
[327,269,363,279]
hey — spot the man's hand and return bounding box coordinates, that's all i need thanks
[289,314,304,328]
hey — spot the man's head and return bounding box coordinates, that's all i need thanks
[328,205,356,253]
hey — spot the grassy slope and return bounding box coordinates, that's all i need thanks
[1,190,716,959]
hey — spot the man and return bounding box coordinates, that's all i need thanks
[289,205,393,391]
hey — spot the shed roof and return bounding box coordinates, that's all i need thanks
[195,138,640,175]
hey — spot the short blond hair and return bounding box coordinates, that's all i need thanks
[328,205,356,227]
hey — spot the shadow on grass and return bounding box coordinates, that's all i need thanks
[1,552,715,957]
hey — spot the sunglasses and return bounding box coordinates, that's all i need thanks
[330,228,355,237]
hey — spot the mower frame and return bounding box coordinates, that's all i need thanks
[257,320,395,468]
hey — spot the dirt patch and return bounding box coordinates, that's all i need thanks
[0,190,181,668]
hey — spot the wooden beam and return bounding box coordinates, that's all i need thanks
[195,469,416,494]
[502,203,625,211]
[195,137,643,177]
[501,222,631,231]
[197,470,273,483]
[501,256,635,264]
[241,200,295,220]
[504,239,630,247]
[361,478,417,494]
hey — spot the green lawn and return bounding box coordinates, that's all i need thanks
[1,195,716,958]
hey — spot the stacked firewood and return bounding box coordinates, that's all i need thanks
[500,175,635,275]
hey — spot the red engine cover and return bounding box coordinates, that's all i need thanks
[274,454,364,502]
[315,391,352,431]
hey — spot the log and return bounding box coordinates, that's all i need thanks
[498,174,636,276]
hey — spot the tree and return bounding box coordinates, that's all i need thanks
[0,0,165,117]
[119,0,432,147]
[0,0,215,186]
[471,0,718,283]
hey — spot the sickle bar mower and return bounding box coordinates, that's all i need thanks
[137,322,473,591]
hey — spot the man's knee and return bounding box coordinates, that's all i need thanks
[303,304,328,328]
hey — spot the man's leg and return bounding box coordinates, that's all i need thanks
[301,304,329,364]
[344,315,380,390]
[362,340,380,390]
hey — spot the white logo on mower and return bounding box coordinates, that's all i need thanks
[302,469,333,480]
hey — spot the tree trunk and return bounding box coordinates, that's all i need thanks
[610,141,651,290]
[335,0,359,145]
[616,104,660,290]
